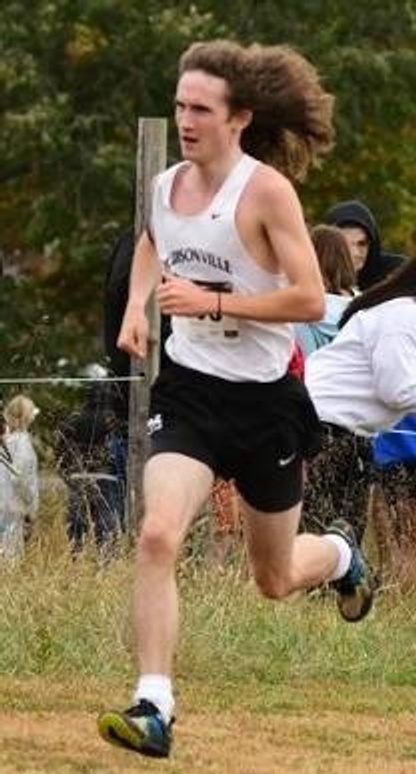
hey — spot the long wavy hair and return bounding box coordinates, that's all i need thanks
[179,40,335,180]
[311,224,356,295]
[340,257,416,327]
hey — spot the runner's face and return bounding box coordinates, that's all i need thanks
[175,70,245,163]
[340,226,369,272]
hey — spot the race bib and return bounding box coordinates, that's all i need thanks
[182,280,239,343]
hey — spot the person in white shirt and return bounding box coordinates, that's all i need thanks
[304,258,416,541]
[295,224,371,541]
[98,39,374,760]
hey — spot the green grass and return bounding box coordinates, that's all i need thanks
[180,569,416,688]
[2,507,416,774]
[1,531,416,693]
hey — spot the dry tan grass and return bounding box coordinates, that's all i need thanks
[1,677,416,773]
[1,484,416,772]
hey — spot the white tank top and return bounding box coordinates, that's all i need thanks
[151,153,293,382]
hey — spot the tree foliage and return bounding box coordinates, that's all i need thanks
[1,0,416,374]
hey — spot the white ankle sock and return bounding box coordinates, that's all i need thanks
[323,534,352,581]
[133,674,175,725]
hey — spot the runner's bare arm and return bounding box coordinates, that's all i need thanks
[155,169,325,323]
[221,168,325,322]
[128,231,162,311]
[117,231,162,357]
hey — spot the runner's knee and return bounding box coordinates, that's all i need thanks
[253,568,293,600]
[137,516,183,564]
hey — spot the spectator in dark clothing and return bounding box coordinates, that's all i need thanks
[104,227,136,387]
[325,200,405,291]
[104,227,172,410]
[103,229,172,528]
[56,385,125,553]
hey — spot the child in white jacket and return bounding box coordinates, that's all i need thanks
[1,395,39,558]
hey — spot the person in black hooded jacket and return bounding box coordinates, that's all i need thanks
[103,226,172,423]
[325,199,405,291]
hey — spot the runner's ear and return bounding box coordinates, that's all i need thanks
[235,108,252,131]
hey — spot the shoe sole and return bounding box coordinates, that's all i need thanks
[337,582,374,622]
[97,710,169,757]
[327,519,375,623]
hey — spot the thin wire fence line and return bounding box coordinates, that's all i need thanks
[0,376,144,385]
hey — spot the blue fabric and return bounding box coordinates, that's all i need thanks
[372,415,416,465]
[295,294,351,356]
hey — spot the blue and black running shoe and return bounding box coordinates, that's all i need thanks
[97,699,173,758]
[326,519,375,622]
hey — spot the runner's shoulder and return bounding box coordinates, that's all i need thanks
[251,162,296,197]
[246,162,299,213]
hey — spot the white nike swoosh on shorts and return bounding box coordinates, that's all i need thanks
[277,452,297,467]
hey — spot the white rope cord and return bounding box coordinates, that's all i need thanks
[0,376,144,385]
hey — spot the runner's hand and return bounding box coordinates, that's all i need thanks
[156,274,215,317]
[117,305,150,359]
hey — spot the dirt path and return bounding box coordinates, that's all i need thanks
[1,678,416,773]
[0,676,416,774]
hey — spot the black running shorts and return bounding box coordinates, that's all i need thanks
[147,359,322,513]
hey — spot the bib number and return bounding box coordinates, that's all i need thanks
[185,311,239,342]
[183,279,239,343]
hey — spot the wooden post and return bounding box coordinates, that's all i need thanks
[126,117,167,532]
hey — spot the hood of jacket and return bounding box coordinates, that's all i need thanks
[324,199,403,290]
